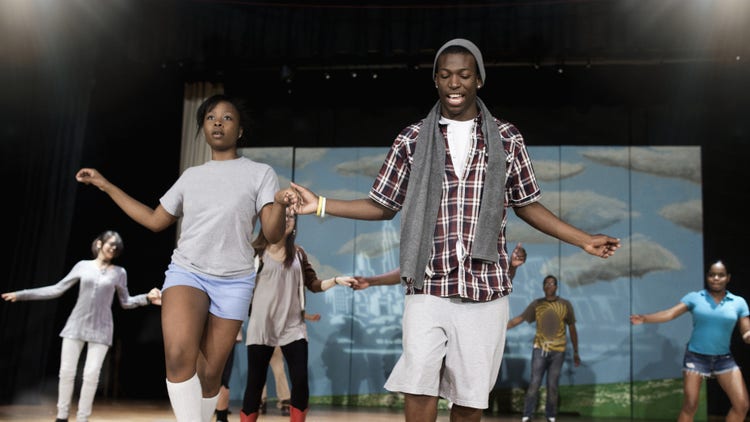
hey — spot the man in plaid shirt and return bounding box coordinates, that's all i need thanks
[292,38,620,422]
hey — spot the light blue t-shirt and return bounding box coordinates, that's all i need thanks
[682,289,749,355]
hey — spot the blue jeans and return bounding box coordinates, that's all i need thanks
[523,347,565,419]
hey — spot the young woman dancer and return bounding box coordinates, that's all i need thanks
[2,230,161,422]
[75,94,297,422]
[241,211,355,422]
[631,259,750,421]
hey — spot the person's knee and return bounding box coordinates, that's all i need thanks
[200,366,223,390]
[81,368,101,385]
[58,365,77,381]
[164,346,197,379]
[450,403,483,420]
[732,397,750,415]
[681,397,700,414]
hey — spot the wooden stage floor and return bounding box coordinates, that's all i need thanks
[0,399,673,422]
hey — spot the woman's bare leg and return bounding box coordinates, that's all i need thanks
[678,371,704,422]
[716,369,750,422]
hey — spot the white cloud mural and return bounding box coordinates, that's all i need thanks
[658,199,702,233]
[533,160,586,182]
[240,147,295,168]
[541,234,683,286]
[337,230,400,258]
[335,153,388,179]
[582,147,701,184]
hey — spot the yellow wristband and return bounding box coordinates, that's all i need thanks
[320,197,327,218]
[316,196,323,216]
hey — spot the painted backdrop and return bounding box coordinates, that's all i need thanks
[227,146,703,419]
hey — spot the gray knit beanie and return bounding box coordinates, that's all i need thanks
[432,38,486,84]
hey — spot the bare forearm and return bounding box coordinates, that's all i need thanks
[514,202,589,248]
[367,269,401,286]
[327,198,396,220]
[507,316,523,329]
[323,198,396,221]
[740,317,750,344]
[262,202,288,243]
[638,310,676,324]
[569,327,579,354]
[515,202,619,258]
[100,182,169,232]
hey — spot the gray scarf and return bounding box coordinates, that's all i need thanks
[400,98,506,289]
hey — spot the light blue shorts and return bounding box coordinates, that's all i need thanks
[162,263,255,321]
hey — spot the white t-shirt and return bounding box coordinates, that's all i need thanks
[439,116,475,178]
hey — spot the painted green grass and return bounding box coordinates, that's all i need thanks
[309,378,706,421]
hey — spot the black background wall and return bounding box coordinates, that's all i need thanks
[1,0,749,416]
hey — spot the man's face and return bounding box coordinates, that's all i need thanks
[434,52,482,121]
[543,277,558,296]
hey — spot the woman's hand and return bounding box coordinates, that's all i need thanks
[289,182,320,215]
[75,168,110,192]
[147,288,162,306]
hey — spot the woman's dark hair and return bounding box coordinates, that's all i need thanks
[91,230,124,258]
[195,94,252,144]
[252,215,298,269]
[707,259,729,274]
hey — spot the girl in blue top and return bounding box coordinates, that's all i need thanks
[631,259,750,421]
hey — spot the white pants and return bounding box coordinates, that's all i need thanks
[57,338,109,422]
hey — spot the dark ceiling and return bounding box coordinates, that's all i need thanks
[4,0,749,78]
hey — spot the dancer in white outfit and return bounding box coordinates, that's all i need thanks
[2,230,161,422]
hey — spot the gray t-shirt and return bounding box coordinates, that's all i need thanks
[14,260,149,346]
[160,156,279,278]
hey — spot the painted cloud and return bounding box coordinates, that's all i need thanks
[540,234,683,286]
[658,199,702,233]
[582,147,701,184]
[533,160,586,182]
[335,153,388,179]
[337,230,400,258]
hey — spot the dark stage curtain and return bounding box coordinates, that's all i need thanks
[0,69,93,403]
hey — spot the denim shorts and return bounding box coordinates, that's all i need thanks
[162,263,255,321]
[683,349,739,378]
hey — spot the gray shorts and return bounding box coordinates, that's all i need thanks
[162,263,255,321]
[384,294,509,409]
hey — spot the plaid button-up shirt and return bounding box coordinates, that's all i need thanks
[370,113,540,301]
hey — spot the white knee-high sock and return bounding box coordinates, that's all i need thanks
[201,392,220,422]
[166,373,203,422]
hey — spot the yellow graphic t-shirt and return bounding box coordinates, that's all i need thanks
[521,297,576,352]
